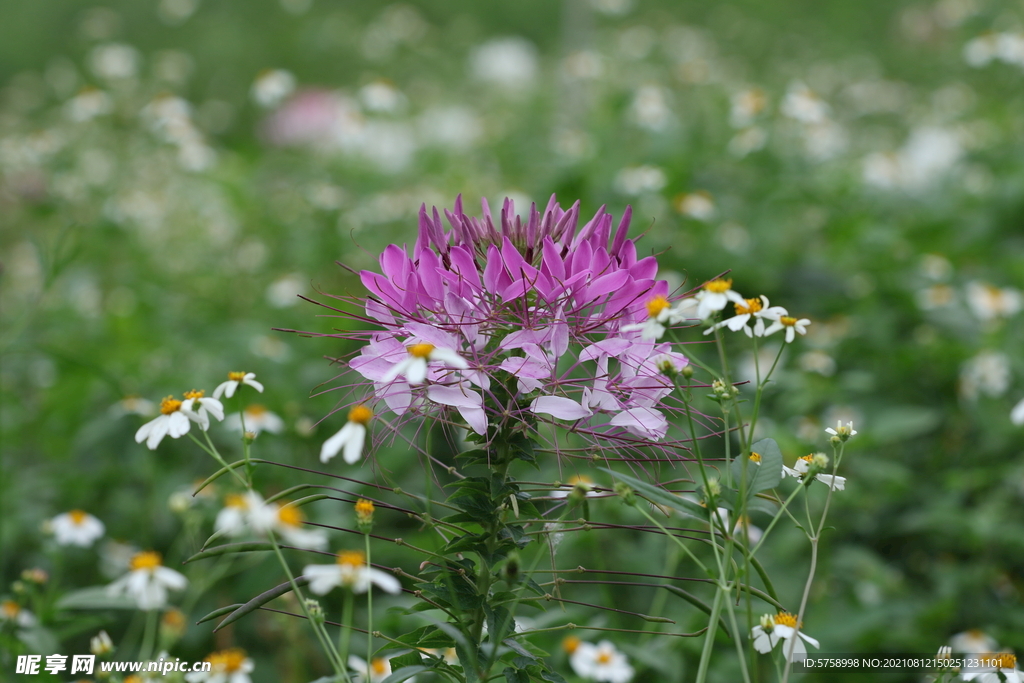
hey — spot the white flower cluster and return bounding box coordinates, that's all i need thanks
[214,491,327,550]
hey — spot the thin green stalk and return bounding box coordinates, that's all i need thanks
[340,590,354,669]
[365,533,373,672]
[695,589,724,683]
[139,609,157,662]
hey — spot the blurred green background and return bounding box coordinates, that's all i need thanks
[2,0,1024,681]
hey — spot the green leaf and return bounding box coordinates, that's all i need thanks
[385,652,423,671]
[214,577,309,631]
[598,468,708,521]
[662,586,731,638]
[186,541,275,563]
[56,586,138,610]
[731,438,783,497]
[197,603,243,625]
[380,666,427,683]
[539,671,568,683]
[503,667,530,683]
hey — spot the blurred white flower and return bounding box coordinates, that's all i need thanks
[348,655,398,683]
[1011,398,1024,426]
[802,120,848,161]
[781,82,829,124]
[728,127,768,157]
[51,510,105,547]
[180,390,226,431]
[715,508,763,545]
[570,640,634,683]
[966,281,1022,321]
[730,88,768,128]
[591,0,634,15]
[417,106,482,150]
[303,549,401,595]
[251,69,296,108]
[107,551,187,610]
[0,600,36,628]
[89,43,139,80]
[359,80,406,113]
[215,492,266,537]
[224,405,283,435]
[613,165,666,195]
[265,274,306,308]
[185,648,255,683]
[213,371,265,400]
[470,38,538,90]
[961,653,1022,683]
[65,87,112,122]
[562,50,604,80]
[111,396,157,418]
[960,351,1011,400]
[674,191,715,221]
[798,350,837,376]
[90,630,114,656]
[630,85,672,131]
[550,475,599,499]
[950,629,999,655]
[915,284,955,311]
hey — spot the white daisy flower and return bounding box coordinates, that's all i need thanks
[1012,398,1024,426]
[824,420,857,441]
[185,648,255,683]
[106,551,188,610]
[622,295,688,340]
[271,503,327,550]
[950,629,999,655]
[50,510,105,547]
[550,475,600,500]
[349,655,408,683]
[251,69,296,108]
[212,372,265,400]
[966,281,1022,321]
[90,630,114,656]
[381,343,468,385]
[320,405,373,464]
[962,653,1022,683]
[569,640,635,683]
[685,278,745,320]
[420,647,459,665]
[705,295,785,337]
[223,405,284,435]
[783,454,846,491]
[303,549,401,595]
[180,390,226,431]
[214,492,267,537]
[714,508,764,545]
[135,396,192,449]
[762,314,811,343]
[0,600,37,628]
[751,612,820,662]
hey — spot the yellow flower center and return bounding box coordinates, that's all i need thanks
[69,509,88,525]
[596,651,612,665]
[646,295,671,318]
[799,454,814,463]
[348,405,374,425]
[749,452,761,463]
[206,648,248,673]
[407,343,435,359]
[773,612,800,628]
[562,636,581,654]
[993,653,1017,669]
[2,600,20,618]
[160,396,183,414]
[183,389,205,400]
[734,297,763,315]
[371,658,389,676]
[780,316,798,327]
[277,505,304,527]
[336,549,366,567]
[228,371,247,381]
[162,608,186,630]
[355,498,375,520]
[125,676,144,683]
[568,475,594,486]
[225,493,249,509]
[247,404,267,417]
[129,551,163,572]
[704,278,733,294]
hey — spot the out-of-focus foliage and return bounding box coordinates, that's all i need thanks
[2,0,1024,681]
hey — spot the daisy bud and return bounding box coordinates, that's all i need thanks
[657,358,678,378]
[811,453,829,469]
[703,478,721,502]
[21,568,48,584]
[681,365,694,379]
[614,482,636,506]
[759,614,775,633]
[355,498,375,532]
[243,430,257,445]
[305,598,324,624]
[91,630,114,656]
[829,435,842,447]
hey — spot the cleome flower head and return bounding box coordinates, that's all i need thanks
[306,196,696,466]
